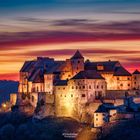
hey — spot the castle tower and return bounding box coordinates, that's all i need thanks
[70,50,84,76]
[132,69,140,90]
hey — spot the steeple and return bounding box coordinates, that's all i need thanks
[71,50,84,59]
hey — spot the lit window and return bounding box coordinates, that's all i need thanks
[97,65,104,70]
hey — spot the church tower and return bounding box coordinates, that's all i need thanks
[70,50,84,76]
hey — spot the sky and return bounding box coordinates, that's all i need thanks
[0,0,140,80]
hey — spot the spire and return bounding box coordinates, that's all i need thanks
[71,50,84,59]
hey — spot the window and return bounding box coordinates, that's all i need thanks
[81,94,86,97]
[96,118,98,121]
[120,84,123,87]
[89,85,91,89]
[96,114,98,116]
[128,77,130,80]
[101,85,103,89]
[135,82,137,84]
[97,85,99,89]
[128,84,130,87]
[36,87,39,92]
[97,65,104,70]
[71,94,73,97]
[32,96,34,102]
[135,77,137,80]
[117,77,119,80]
[76,86,78,89]
[63,87,65,90]
[78,60,80,63]
[83,86,85,89]
[72,86,74,89]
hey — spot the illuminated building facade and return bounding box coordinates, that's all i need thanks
[18,50,140,119]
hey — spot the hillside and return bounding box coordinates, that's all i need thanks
[0,80,19,103]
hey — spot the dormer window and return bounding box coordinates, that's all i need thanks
[97,65,104,70]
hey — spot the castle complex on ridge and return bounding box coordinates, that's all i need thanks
[18,50,140,119]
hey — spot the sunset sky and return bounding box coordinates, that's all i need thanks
[0,0,140,80]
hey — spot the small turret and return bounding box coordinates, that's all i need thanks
[70,50,84,60]
[70,50,84,76]
[132,69,140,90]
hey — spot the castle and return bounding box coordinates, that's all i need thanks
[18,50,140,120]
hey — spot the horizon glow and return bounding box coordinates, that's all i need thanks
[0,0,140,80]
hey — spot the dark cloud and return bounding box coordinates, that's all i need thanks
[16,17,48,23]
[51,19,96,26]
[12,49,140,57]
[0,19,140,50]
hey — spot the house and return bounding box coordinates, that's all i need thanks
[93,104,117,127]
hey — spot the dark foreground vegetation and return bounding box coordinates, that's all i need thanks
[0,111,140,140]
[0,112,81,140]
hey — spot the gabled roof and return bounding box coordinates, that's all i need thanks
[45,61,64,74]
[20,61,36,72]
[114,67,131,76]
[95,103,116,113]
[71,50,84,59]
[55,80,68,86]
[28,69,44,83]
[71,70,104,80]
[133,69,140,74]
[85,61,120,72]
